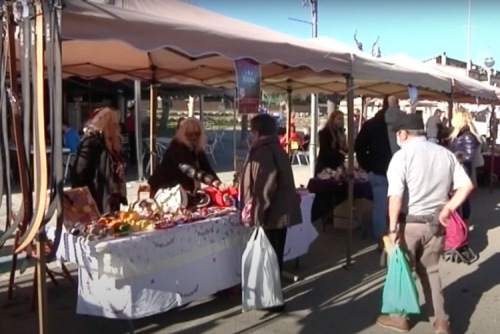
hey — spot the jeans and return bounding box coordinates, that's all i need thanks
[368,172,389,239]
[428,137,438,144]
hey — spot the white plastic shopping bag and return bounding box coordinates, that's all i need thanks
[241,227,284,311]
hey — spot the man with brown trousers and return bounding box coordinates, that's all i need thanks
[376,114,474,334]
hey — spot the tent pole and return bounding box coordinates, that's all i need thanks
[309,93,318,177]
[286,87,293,155]
[490,104,496,194]
[35,1,48,332]
[199,95,204,123]
[149,80,158,175]
[233,90,237,167]
[134,80,144,181]
[344,74,355,269]
[447,90,454,128]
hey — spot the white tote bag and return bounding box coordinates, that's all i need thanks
[241,227,284,312]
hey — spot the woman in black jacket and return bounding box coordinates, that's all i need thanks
[448,109,480,224]
[315,110,347,175]
[71,107,127,213]
[148,117,226,196]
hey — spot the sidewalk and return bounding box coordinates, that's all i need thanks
[0,188,499,333]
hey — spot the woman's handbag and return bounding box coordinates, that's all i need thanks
[240,199,253,226]
[241,227,284,311]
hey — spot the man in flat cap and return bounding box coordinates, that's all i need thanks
[376,113,474,334]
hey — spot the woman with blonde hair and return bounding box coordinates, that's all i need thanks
[448,108,480,224]
[314,110,347,175]
[148,117,225,196]
[71,107,127,213]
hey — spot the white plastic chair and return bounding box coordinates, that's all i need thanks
[205,141,217,167]
[290,140,309,166]
[63,153,77,183]
[216,130,226,152]
[145,142,167,175]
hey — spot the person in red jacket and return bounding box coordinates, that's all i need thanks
[279,125,302,149]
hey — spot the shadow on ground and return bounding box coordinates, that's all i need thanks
[2,189,500,333]
[465,187,500,255]
[0,221,383,334]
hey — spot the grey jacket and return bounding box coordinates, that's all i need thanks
[425,115,441,138]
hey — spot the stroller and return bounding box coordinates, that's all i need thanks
[442,210,479,264]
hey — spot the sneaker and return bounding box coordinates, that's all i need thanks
[376,315,409,332]
[433,319,451,334]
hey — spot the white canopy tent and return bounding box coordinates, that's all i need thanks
[383,54,498,103]
[62,0,353,92]
[311,37,452,98]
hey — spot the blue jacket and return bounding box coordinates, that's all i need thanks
[63,127,81,153]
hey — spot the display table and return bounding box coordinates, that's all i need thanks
[49,193,316,319]
[307,178,372,223]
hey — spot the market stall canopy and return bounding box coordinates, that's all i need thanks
[382,55,498,103]
[310,37,452,99]
[431,64,500,103]
[61,0,356,93]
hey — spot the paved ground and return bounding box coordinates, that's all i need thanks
[1,145,500,333]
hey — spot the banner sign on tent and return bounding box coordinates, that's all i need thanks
[234,58,261,114]
[408,85,418,105]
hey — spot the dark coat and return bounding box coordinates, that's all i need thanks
[354,109,394,175]
[240,136,302,229]
[448,126,480,173]
[148,139,219,195]
[70,132,127,214]
[315,128,345,175]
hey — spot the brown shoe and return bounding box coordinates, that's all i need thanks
[376,315,409,332]
[433,319,451,334]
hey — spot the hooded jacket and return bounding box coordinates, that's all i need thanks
[240,136,302,229]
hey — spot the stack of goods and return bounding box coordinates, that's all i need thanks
[316,166,368,182]
[317,167,346,181]
[67,185,240,241]
[353,168,368,182]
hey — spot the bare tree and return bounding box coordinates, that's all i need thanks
[354,29,363,51]
[371,36,380,57]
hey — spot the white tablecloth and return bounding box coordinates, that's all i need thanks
[51,193,316,319]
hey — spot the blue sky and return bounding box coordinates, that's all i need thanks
[195,0,499,67]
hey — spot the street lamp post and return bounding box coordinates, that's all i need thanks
[485,57,495,85]
[466,0,472,76]
[290,0,319,177]
[309,1,318,178]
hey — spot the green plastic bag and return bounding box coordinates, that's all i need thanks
[381,245,420,314]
